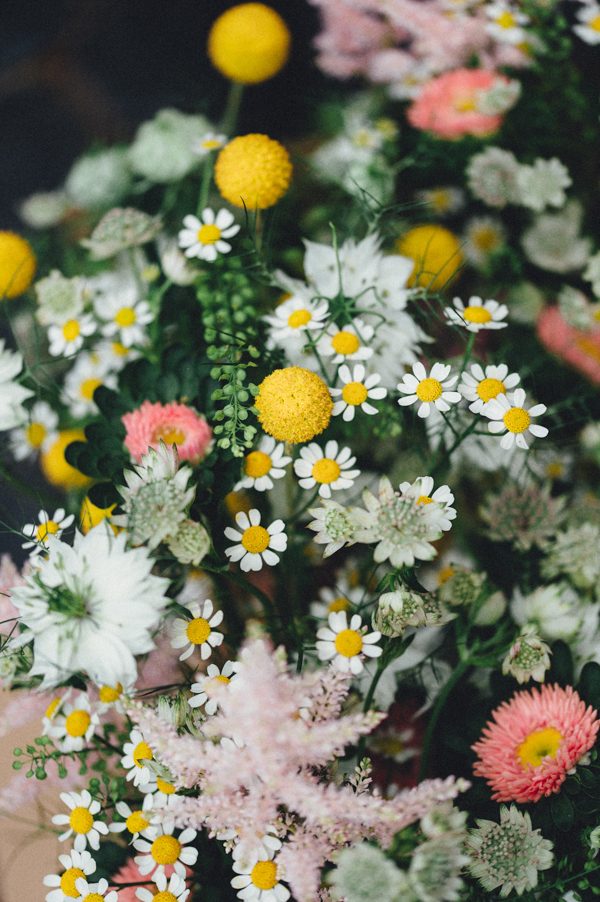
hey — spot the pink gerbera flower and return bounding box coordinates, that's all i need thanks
[473,684,599,803]
[407,68,509,140]
[537,305,600,385]
[122,400,213,464]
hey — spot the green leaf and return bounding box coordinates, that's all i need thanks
[578,662,600,710]
[548,640,573,686]
[88,482,120,509]
[551,792,575,831]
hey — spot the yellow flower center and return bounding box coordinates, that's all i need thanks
[476,377,505,402]
[62,319,81,342]
[80,377,103,402]
[311,458,341,484]
[69,807,94,834]
[416,378,443,403]
[154,893,178,902]
[112,341,129,356]
[206,674,231,698]
[35,519,60,543]
[473,227,500,251]
[156,778,176,795]
[331,331,360,356]
[83,893,104,902]
[115,306,136,327]
[151,834,181,865]
[251,860,278,890]
[126,810,151,834]
[463,306,493,324]
[65,710,91,738]
[517,727,563,768]
[241,525,270,554]
[496,10,516,28]
[328,596,350,613]
[255,367,332,444]
[416,495,433,504]
[437,565,455,585]
[334,628,363,658]
[201,138,222,150]
[287,308,312,328]
[186,617,211,645]
[45,697,61,719]
[591,14,600,31]
[153,426,186,445]
[430,189,451,212]
[26,421,46,447]
[546,462,564,479]
[454,96,477,113]
[342,381,368,406]
[60,867,85,897]
[99,683,123,703]
[503,407,531,434]
[197,224,222,245]
[244,450,272,478]
[133,740,153,768]
[576,337,600,364]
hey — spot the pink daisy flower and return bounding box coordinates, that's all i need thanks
[472,684,599,803]
[122,400,213,464]
[537,305,600,385]
[407,69,509,140]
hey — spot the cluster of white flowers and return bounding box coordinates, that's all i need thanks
[468,146,572,213]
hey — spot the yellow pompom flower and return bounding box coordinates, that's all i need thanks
[80,496,116,534]
[40,429,92,491]
[0,231,36,299]
[215,134,292,210]
[208,3,291,84]
[396,224,463,291]
[255,366,333,444]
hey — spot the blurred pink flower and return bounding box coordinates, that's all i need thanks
[537,305,600,384]
[0,554,24,627]
[407,68,507,139]
[122,400,213,464]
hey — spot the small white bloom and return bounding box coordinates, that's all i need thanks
[445,296,508,333]
[170,599,224,662]
[47,313,96,357]
[19,190,69,230]
[398,476,456,533]
[516,158,572,213]
[235,435,292,492]
[485,2,530,44]
[122,729,157,788]
[482,387,549,450]
[307,501,359,557]
[47,692,98,752]
[157,235,198,286]
[316,317,374,364]
[133,817,198,881]
[62,351,117,418]
[43,849,97,902]
[189,660,238,715]
[142,776,181,810]
[52,790,108,852]
[415,186,464,217]
[510,583,582,643]
[22,508,74,556]
[310,574,364,620]
[459,363,520,414]
[178,208,239,261]
[466,146,520,208]
[294,440,361,499]
[397,361,461,418]
[522,201,592,274]
[96,288,154,348]
[231,856,290,901]
[0,339,33,431]
[224,509,287,572]
[331,363,387,421]
[109,796,155,840]
[9,400,58,460]
[316,610,382,675]
[502,624,551,683]
[137,873,190,902]
[463,217,506,268]
[192,131,227,156]
[74,877,118,901]
[583,251,600,299]
[573,4,600,45]
[264,295,329,345]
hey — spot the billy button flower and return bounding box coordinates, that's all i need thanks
[255,367,333,444]
[0,230,36,299]
[215,134,292,210]
[208,3,291,85]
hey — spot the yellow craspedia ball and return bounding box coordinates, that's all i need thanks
[41,429,92,491]
[396,224,463,291]
[0,231,36,299]
[80,496,116,534]
[215,134,292,210]
[255,366,332,444]
[208,3,291,85]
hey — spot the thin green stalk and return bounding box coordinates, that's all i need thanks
[221,81,244,136]
[197,156,215,215]
[417,656,471,780]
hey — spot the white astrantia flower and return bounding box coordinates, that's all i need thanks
[516,158,572,213]
[170,599,224,662]
[61,351,118,418]
[294,440,360,499]
[47,692,98,753]
[10,400,58,460]
[459,363,520,414]
[231,855,291,901]
[193,131,227,156]
[485,2,529,44]
[415,186,464,217]
[445,296,508,333]
[463,216,506,268]
[109,796,155,841]
[22,508,75,556]
[397,476,457,533]
[573,4,600,45]
[224,510,287,572]
[136,873,190,902]
[328,842,409,902]
[19,190,69,230]
[95,289,154,348]
[235,435,292,493]
[502,624,551,683]
[264,295,329,346]
[522,201,592,274]
[47,313,96,357]
[307,501,359,557]
[74,877,118,902]
[482,388,549,450]
[466,146,520,209]
[310,573,364,620]
[43,849,97,902]
[11,525,170,688]
[0,339,33,431]
[316,317,374,364]
[178,208,240,261]
[133,817,198,881]
[64,147,131,211]
[52,790,109,852]
[189,660,238,715]
[34,270,87,327]
[331,363,387,421]
[397,362,461,418]
[122,729,157,788]
[316,610,382,675]
[510,583,582,643]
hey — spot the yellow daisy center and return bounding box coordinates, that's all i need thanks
[331,331,360,356]
[255,367,332,444]
[26,421,46,447]
[60,867,85,897]
[503,407,531,434]
[454,96,477,113]
[342,381,368,406]
[80,377,103,402]
[517,727,563,768]
[201,138,222,150]
[156,778,177,795]
[437,565,455,585]
[546,462,564,479]
[154,893,178,902]
[70,807,94,834]
[463,306,492,324]
[112,341,129,356]
[126,810,151,834]
[65,710,91,738]
[82,893,104,902]
[287,308,312,328]
[430,189,451,212]
[591,15,600,31]
[334,628,363,658]
[576,337,600,364]
[476,377,505,402]
[151,834,181,865]
[35,519,60,542]
[328,596,350,613]
[241,525,270,554]
[416,378,443,403]
[45,698,61,719]
[197,224,222,245]
[99,683,123,703]
[133,740,153,768]
[473,227,500,251]
[312,458,341,484]
[496,10,516,28]
[62,319,81,342]
[186,617,211,645]
[251,860,278,890]
[416,495,433,504]
[115,306,136,327]
[244,450,272,478]
[153,426,186,445]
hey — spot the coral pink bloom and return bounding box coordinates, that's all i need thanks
[473,684,599,803]
[122,400,213,464]
[407,69,506,139]
[537,306,600,385]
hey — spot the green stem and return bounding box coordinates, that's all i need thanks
[363,656,388,712]
[417,656,471,781]
[208,565,283,641]
[221,81,244,136]
[459,331,476,376]
[197,156,215,216]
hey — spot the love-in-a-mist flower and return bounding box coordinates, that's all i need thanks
[317,317,374,364]
[459,363,520,414]
[10,400,58,460]
[47,692,98,753]
[293,440,360,499]
[224,509,287,572]
[316,610,382,675]
[398,476,456,533]
[231,856,291,902]
[97,290,154,348]
[122,729,156,788]
[574,4,600,45]
[445,296,508,333]
[21,508,74,556]
[331,363,387,421]
[264,295,329,344]
[482,388,548,450]
[189,660,238,715]
[48,313,95,357]
[397,362,461,418]
[109,796,155,841]
[178,208,239,261]
[136,872,190,902]
[43,849,97,902]
[235,434,291,492]
[52,790,109,852]
[133,817,198,881]
[74,877,118,902]
[170,599,224,662]
[485,2,529,44]
[193,132,227,156]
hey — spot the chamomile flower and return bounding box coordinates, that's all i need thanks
[97,681,129,713]
[235,435,291,492]
[189,660,238,715]
[109,796,155,840]
[415,186,464,217]
[317,318,374,364]
[47,692,98,752]
[95,337,142,371]
[330,364,387,421]
[10,401,58,460]
[97,290,154,348]
[445,296,508,333]
[52,790,109,852]
[397,362,461,418]
[459,363,520,414]
[193,131,227,156]
[222,827,282,866]
[133,817,198,881]
[22,508,74,556]
[316,610,382,675]
[482,388,549,450]
[294,440,360,499]
[42,694,68,733]
[43,849,97,902]
[48,313,96,357]
[224,509,287,572]
[231,856,290,902]
[144,777,181,810]
[62,351,117,418]
[485,2,529,44]
[136,873,190,902]
[463,217,506,268]
[122,729,156,788]
[74,877,118,901]
[310,575,364,620]
[398,476,457,532]
[170,599,224,661]
[574,4,600,45]
[264,295,329,344]
[178,208,239,261]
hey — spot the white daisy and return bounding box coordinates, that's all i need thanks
[485,2,529,44]
[293,440,360,499]
[482,388,549,450]
[189,660,238,715]
[97,680,130,713]
[52,790,108,852]
[133,817,198,881]
[9,401,58,461]
[136,873,190,902]
[193,132,227,156]
[42,693,69,733]
[221,827,282,867]
[235,435,291,492]
[122,729,156,788]
[48,314,96,357]
[170,599,224,662]
[74,877,118,901]
[398,476,457,533]
[316,317,374,364]
[310,575,364,620]
[47,692,98,753]
[445,296,508,333]
[463,217,506,268]
[231,857,290,902]
[415,186,464,217]
[224,510,287,572]
[109,796,155,840]
[459,363,520,414]
[264,295,329,344]
[22,508,74,556]
[316,610,382,675]
[62,351,117,418]
[43,849,97,902]
[178,208,239,261]
[330,363,387,421]
[397,362,462,418]
[96,289,154,348]
[94,337,142,371]
[574,4,600,45]
[142,777,180,810]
